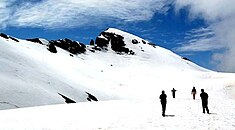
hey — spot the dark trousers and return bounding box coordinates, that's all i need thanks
[192,92,196,100]
[202,103,209,114]
[161,103,166,116]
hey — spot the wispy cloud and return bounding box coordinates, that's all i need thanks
[185,27,215,40]
[175,38,224,52]
[175,27,224,52]
[174,0,235,72]
[0,0,170,29]
[0,0,15,28]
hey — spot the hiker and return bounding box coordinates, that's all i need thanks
[191,87,197,100]
[200,89,210,114]
[171,88,177,98]
[159,90,167,117]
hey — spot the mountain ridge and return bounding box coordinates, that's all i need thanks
[0,28,208,71]
[1,28,233,110]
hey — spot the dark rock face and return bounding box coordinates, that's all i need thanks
[95,36,109,48]
[94,31,135,55]
[25,37,86,55]
[85,92,98,102]
[91,46,102,51]
[47,43,57,53]
[49,38,86,54]
[0,33,8,39]
[90,39,95,46]
[58,93,76,104]
[26,38,43,44]
[142,40,146,44]
[9,37,19,42]
[141,40,156,48]
[182,57,191,61]
[0,33,19,42]
[132,39,139,44]
[2,29,157,56]
[147,42,156,48]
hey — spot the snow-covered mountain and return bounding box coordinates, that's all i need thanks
[1,28,235,129]
[0,28,234,110]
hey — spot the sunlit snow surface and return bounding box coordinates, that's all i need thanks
[0,28,235,129]
[1,98,235,130]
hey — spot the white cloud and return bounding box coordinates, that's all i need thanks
[185,27,214,39]
[0,0,169,29]
[175,27,224,52]
[174,0,235,21]
[0,0,16,28]
[175,38,224,52]
[174,0,235,72]
[211,17,235,72]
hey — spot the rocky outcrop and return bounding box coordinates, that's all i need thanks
[89,39,95,46]
[85,92,98,102]
[94,31,135,55]
[1,28,157,56]
[47,43,57,53]
[95,35,109,48]
[182,57,191,62]
[58,93,76,104]
[25,38,86,55]
[49,39,86,55]
[26,38,43,44]
[0,33,19,42]
[0,33,8,39]
[132,39,139,44]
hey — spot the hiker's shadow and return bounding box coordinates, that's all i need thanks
[165,115,175,117]
[209,113,217,115]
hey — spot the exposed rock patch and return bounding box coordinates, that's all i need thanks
[95,31,135,55]
[47,43,57,53]
[85,92,98,102]
[58,93,76,104]
[132,39,139,44]
[182,57,191,62]
[49,38,86,55]
[0,33,19,42]
[26,38,43,44]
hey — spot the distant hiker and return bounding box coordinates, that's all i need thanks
[159,90,167,117]
[171,88,177,98]
[191,87,197,100]
[200,89,210,114]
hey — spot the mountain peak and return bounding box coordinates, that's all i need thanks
[0,27,218,110]
[92,28,159,55]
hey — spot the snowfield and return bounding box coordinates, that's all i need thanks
[0,96,235,130]
[0,28,235,129]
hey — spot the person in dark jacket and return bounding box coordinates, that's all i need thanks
[159,90,167,117]
[200,89,210,114]
[171,88,177,98]
[191,87,197,100]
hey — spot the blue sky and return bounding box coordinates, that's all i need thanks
[1,0,235,72]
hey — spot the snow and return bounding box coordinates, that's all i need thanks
[0,28,235,129]
[0,97,235,130]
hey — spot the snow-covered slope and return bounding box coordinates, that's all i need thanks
[1,28,235,129]
[1,98,235,130]
[0,28,234,110]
